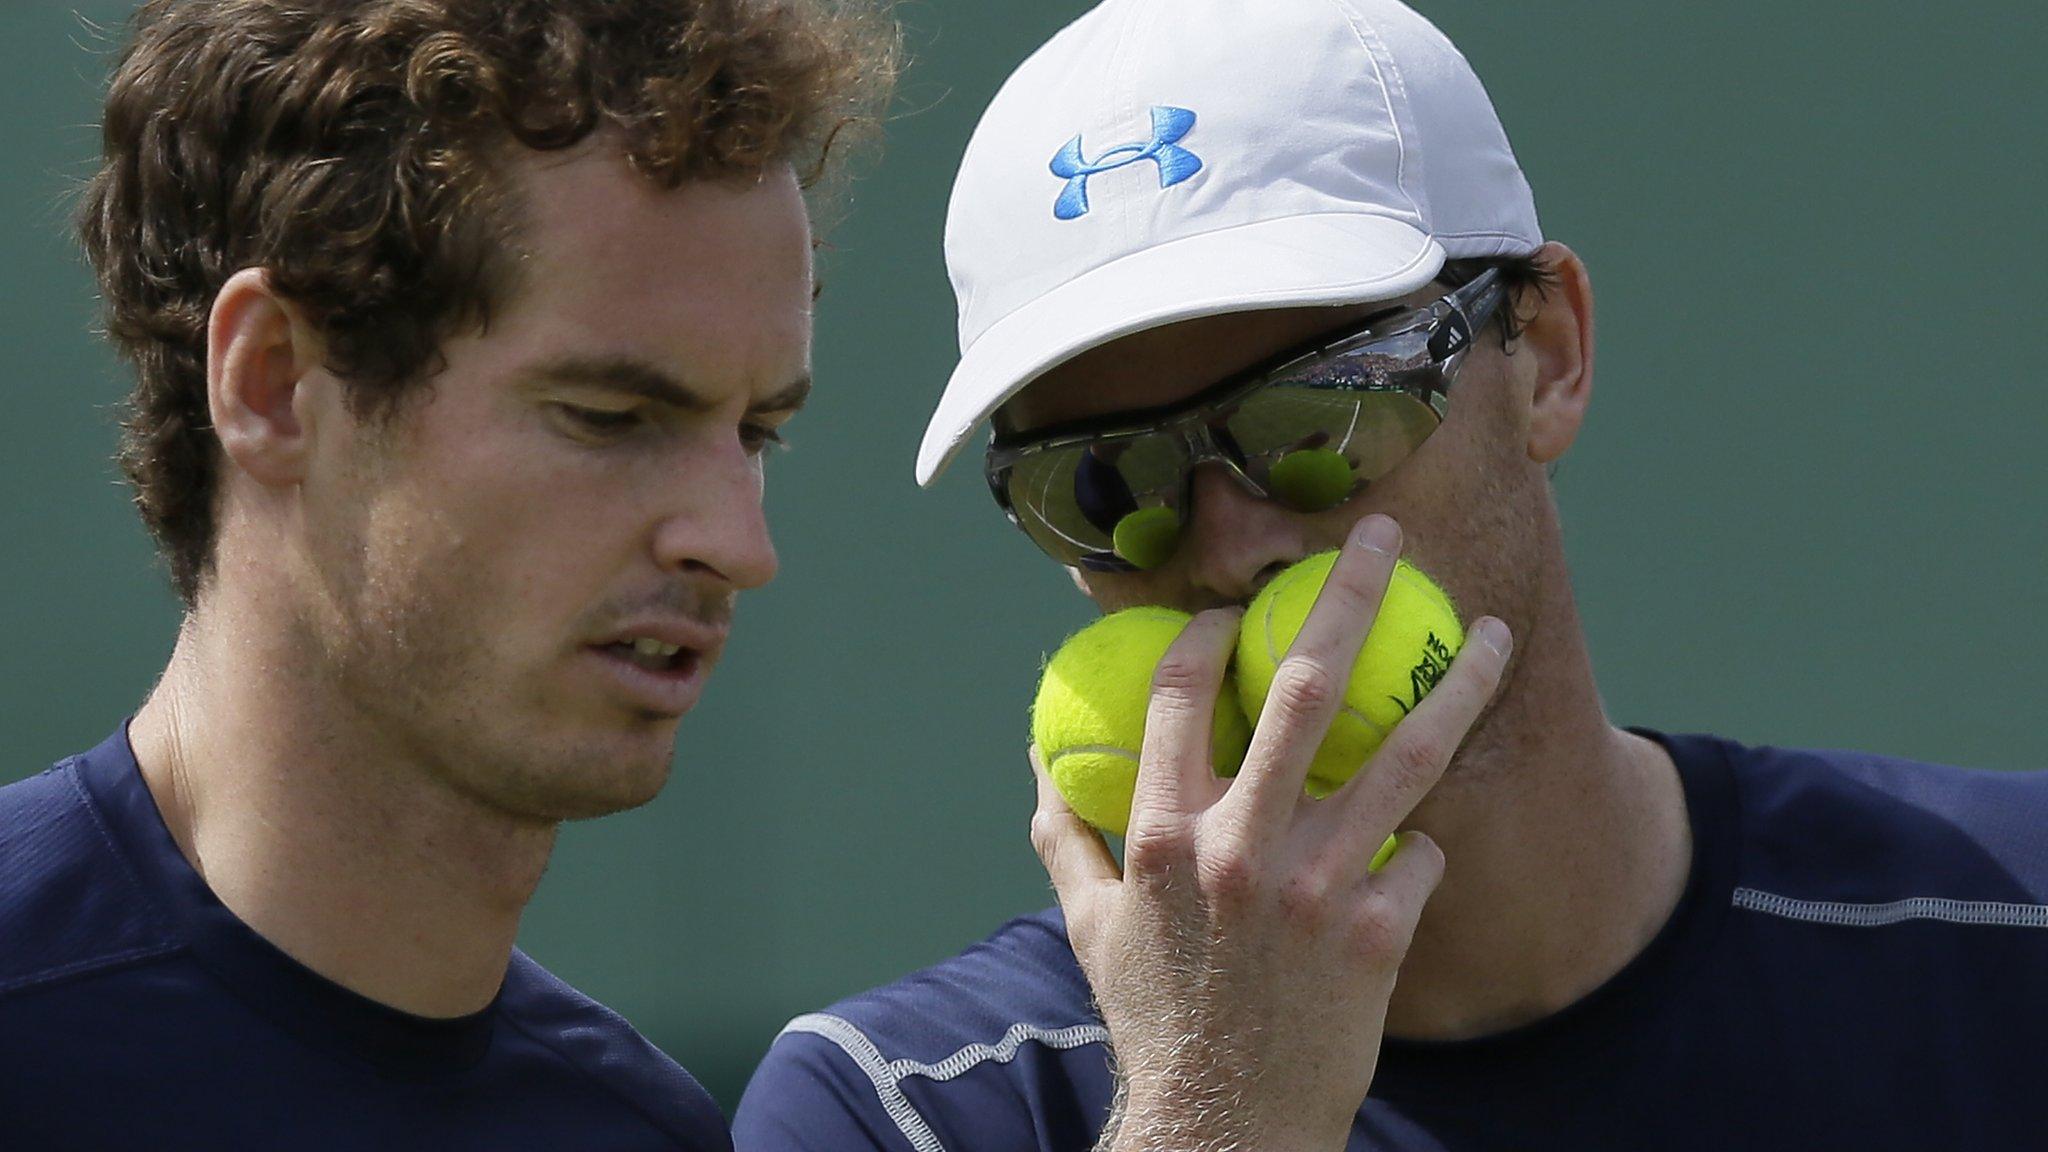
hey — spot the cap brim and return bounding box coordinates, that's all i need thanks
[915,212,1445,486]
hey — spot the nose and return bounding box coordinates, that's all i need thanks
[651,442,779,592]
[1176,463,1305,602]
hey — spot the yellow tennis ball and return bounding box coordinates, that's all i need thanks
[1236,552,1463,794]
[1033,607,1253,836]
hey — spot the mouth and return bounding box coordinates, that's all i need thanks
[601,636,699,675]
[585,636,713,718]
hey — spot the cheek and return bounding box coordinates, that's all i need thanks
[1073,568,1151,613]
[370,444,640,635]
[1395,420,1546,623]
[1074,558,1220,613]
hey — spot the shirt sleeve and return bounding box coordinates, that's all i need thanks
[733,1028,924,1152]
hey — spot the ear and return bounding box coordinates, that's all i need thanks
[1519,241,1596,464]
[206,268,320,487]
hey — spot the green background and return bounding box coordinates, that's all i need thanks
[4,0,2042,1110]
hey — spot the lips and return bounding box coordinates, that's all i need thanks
[585,645,708,717]
[585,620,728,716]
[594,619,728,660]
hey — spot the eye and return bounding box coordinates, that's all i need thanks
[551,403,643,440]
[740,422,789,455]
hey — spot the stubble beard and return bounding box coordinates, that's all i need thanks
[307,524,676,827]
[1418,401,1556,795]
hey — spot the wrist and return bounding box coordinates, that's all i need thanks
[1104,1077,1351,1152]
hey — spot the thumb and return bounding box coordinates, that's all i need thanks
[1029,746,1121,914]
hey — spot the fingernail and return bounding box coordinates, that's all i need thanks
[1353,514,1399,555]
[1472,617,1512,659]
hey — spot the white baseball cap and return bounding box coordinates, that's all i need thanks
[915,0,1543,486]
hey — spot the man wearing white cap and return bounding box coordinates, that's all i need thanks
[736,0,2048,1148]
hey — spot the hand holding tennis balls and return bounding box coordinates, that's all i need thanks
[1031,607,1251,837]
[1237,551,1465,795]
[1033,551,1465,831]
[1027,515,1513,1150]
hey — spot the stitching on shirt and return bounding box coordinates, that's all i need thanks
[780,1014,945,1152]
[781,1012,1112,1152]
[1733,887,2048,928]
[0,760,188,998]
[0,941,187,999]
[62,757,173,935]
[64,754,182,942]
[498,986,703,1148]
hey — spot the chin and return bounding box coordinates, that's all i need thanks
[548,781,669,821]
[468,723,678,822]
[523,760,674,821]
[567,737,679,818]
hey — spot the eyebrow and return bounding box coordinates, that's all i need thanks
[532,355,812,415]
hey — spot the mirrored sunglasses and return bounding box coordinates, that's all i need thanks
[986,269,1505,572]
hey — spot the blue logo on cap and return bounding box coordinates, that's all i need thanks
[1049,106,1203,221]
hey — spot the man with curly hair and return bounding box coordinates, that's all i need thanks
[0,1,891,1147]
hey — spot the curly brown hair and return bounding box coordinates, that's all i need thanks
[79,0,898,606]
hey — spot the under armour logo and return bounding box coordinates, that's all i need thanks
[1049,106,1203,221]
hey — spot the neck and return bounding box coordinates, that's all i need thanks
[1383,554,1691,1041]
[129,584,557,1018]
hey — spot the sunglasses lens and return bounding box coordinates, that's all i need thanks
[1002,433,1191,570]
[1222,386,1440,511]
[998,375,1444,569]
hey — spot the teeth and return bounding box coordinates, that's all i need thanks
[631,637,683,658]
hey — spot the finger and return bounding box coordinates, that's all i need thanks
[1128,608,1241,833]
[1351,830,1446,962]
[1030,747,1121,906]
[1325,616,1510,876]
[1226,515,1402,829]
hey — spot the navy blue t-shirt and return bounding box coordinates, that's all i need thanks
[735,732,2048,1150]
[0,727,731,1151]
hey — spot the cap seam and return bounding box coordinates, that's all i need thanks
[1324,0,1428,226]
[1107,0,1147,251]
[1133,0,1177,254]
[1435,228,1540,243]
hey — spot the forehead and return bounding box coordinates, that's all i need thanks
[492,145,815,380]
[1001,284,1442,433]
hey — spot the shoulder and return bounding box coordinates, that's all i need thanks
[499,950,730,1150]
[785,906,1098,1063]
[1680,732,2048,906]
[736,908,1111,1152]
[0,757,179,1001]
